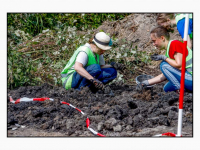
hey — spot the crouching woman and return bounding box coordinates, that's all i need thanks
[140,26,192,93]
[61,32,118,91]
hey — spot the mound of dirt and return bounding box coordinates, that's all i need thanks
[95,13,182,51]
[7,82,193,137]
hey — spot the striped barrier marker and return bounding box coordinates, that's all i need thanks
[154,14,190,137]
[176,13,190,137]
[10,96,54,104]
[86,117,105,137]
[153,132,177,137]
[60,101,85,115]
[61,101,105,137]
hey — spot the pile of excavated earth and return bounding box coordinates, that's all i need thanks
[7,82,193,137]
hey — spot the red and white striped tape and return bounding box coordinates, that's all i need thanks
[10,96,54,104]
[86,117,105,137]
[60,101,85,115]
[154,132,178,137]
[61,101,105,137]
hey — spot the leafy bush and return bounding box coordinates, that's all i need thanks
[7,47,38,89]
[8,13,130,37]
[8,27,92,89]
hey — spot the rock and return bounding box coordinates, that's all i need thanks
[97,122,104,131]
[133,116,140,127]
[41,120,53,130]
[104,86,112,94]
[168,110,178,120]
[108,132,121,137]
[98,109,104,114]
[125,125,133,131]
[15,124,21,127]
[161,107,170,114]
[66,119,75,130]
[147,117,159,125]
[126,131,134,137]
[113,125,122,132]
[83,131,93,136]
[127,117,133,125]
[12,127,18,130]
[131,108,140,115]
[121,131,127,136]
[159,115,169,126]
[104,118,117,130]
[53,115,60,121]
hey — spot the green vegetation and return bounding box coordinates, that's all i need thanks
[7,13,151,89]
[8,13,130,37]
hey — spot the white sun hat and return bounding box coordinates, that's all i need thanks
[92,32,112,50]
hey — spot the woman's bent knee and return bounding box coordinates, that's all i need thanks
[110,68,117,77]
[160,61,168,72]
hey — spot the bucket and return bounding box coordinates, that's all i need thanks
[135,74,154,88]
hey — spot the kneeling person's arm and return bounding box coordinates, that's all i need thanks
[74,62,94,80]
[74,52,94,80]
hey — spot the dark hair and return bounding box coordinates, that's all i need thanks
[88,38,94,44]
[88,37,99,49]
[156,13,175,32]
[150,26,170,40]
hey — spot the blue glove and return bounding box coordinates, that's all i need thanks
[151,54,167,61]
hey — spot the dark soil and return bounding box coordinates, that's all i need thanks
[7,80,193,137]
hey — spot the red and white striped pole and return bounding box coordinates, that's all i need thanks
[154,14,190,137]
[177,14,190,136]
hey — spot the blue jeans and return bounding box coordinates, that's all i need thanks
[160,61,193,92]
[71,64,117,90]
